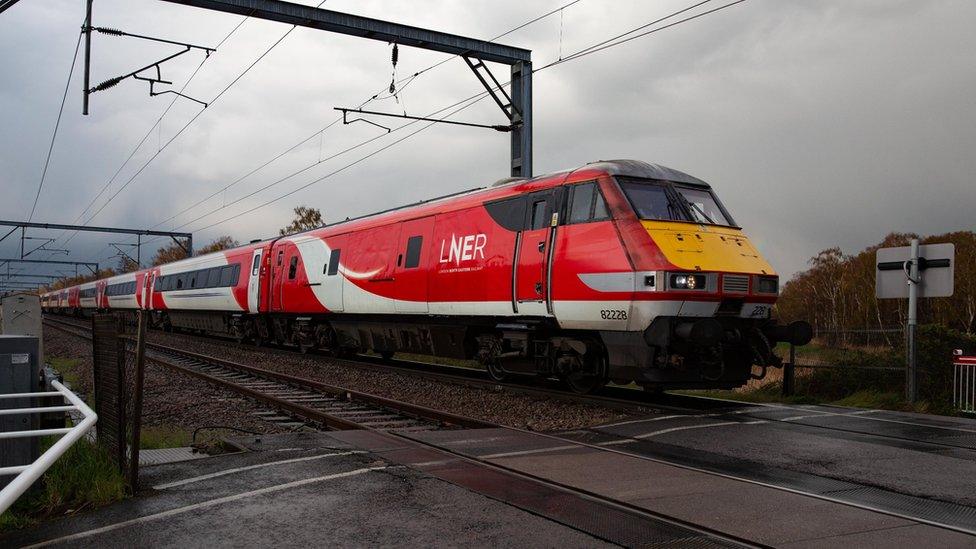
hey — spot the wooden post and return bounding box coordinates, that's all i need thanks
[128,310,147,490]
[782,343,795,397]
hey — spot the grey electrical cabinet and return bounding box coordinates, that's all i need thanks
[1,293,43,365]
[0,335,41,489]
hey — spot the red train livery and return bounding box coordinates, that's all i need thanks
[43,160,811,392]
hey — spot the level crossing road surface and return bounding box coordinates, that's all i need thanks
[5,403,976,548]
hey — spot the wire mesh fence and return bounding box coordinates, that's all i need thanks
[90,313,146,489]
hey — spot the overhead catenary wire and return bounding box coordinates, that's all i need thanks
[166,0,748,237]
[142,0,587,235]
[70,0,327,245]
[51,12,253,257]
[27,31,83,224]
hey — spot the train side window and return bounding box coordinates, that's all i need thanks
[327,249,341,276]
[288,256,299,279]
[177,276,185,290]
[277,251,284,267]
[404,236,423,269]
[569,183,595,223]
[207,267,222,288]
[592,188,609,220]
[530,200,548,230]
[251,254,261,276]
[219,265,235,287]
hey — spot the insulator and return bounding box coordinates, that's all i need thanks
[92,76,123,92]
[389,80,396,95]
[95,27,125,36]
[391,43,398,67]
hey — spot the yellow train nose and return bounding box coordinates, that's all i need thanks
[641,220,776,275]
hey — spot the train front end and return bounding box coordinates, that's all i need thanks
[597,162,811,390]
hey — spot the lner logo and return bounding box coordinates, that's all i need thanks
[439,233,487,266]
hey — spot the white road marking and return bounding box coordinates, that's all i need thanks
[596,414,686,428]
[153,451,366,489]
[480,445,580,459]
[26,467,386,548]
[598,420,768,445]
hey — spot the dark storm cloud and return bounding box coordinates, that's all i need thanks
[1,0,973,280]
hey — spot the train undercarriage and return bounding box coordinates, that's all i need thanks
[51,307,811,394]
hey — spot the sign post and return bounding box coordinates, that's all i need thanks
[876,240,954,402]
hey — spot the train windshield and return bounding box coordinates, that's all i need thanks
[617,178,734,227]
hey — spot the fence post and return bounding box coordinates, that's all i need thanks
[128,310,147,490]
[782,343,795,397]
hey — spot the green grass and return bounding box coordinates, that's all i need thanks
[0,438,127,533]
[48,356,83,388]
[138,425,191,450]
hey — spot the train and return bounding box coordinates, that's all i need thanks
[42,160,811,393]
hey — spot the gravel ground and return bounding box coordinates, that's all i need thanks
[43,328,290,436]
[43,322,634,432]
[144,330,632,431]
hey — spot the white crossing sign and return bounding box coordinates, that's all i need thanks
[876,243,954,299]
[875,240,955,403]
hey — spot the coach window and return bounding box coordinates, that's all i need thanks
[176,276,184,290]
[530,199,548,230]
[207,267,221,288]
[404,236,423,269]
[251,255,261,276]
[327,249,341,276]
[288,256,299,279]
[277,251,284,267]
[219,265,235,287]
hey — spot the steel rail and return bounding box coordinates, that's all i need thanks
[41,316,976,538]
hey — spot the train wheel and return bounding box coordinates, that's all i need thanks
[562,353,606,394]
[486,360,509,383]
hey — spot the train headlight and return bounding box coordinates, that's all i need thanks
[669,273,706,290]
[755,276,779,294]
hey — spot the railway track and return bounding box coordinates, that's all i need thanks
[41,314,707,415]
[41,316,976,539]
[40,316,761,547]
[42,316,487,433]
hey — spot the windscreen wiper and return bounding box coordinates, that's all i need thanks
[674,190,715,224]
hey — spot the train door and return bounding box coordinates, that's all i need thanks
[394,217,434,313]
[515,190,559,315]
[271,247,288,312]
[247,249,263,313]
[143,272,153,310]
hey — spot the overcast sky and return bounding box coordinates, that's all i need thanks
[1,0,974,286]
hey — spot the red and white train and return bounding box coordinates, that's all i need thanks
[43,160,810,392]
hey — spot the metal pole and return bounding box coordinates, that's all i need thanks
[136,235,141,268]
[83,0,93,115]
[128,309,147,490]
[783,343,795,397]
[906,238,919,403]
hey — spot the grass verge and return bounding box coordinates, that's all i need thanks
[0,438,127,533]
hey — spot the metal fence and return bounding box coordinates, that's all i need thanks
[813,328,903,349]
[953,351,976,413]
[90,313,147,488]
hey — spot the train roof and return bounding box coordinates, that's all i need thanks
[580,159,709,187]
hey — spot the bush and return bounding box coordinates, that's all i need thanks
[913,324,976,412]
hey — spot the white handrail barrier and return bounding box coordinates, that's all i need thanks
[953,349,976,413]
[0,380,97,515]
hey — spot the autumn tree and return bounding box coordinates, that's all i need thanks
[778,231,976,338]
[196,236,240,255]
[279,205,324,236]
[118,255,140,273]
[151,241,189,266]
